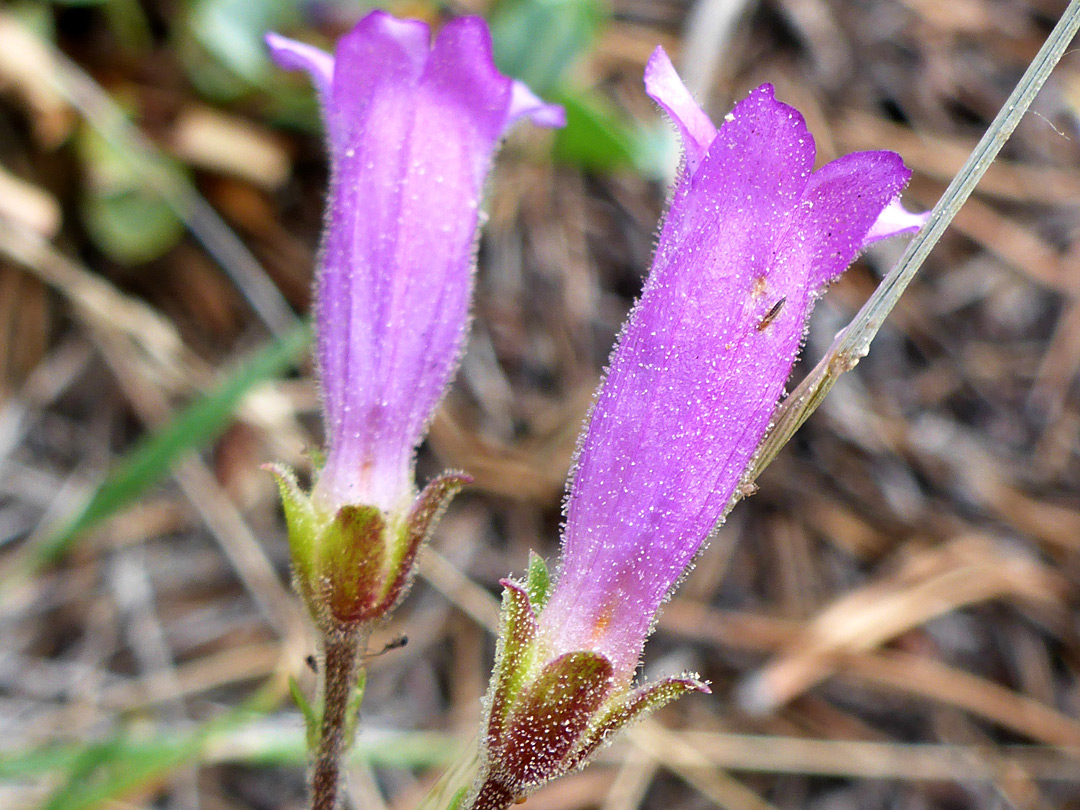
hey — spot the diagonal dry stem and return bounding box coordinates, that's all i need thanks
[738,0,1080,495]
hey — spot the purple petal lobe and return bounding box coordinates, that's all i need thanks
[508,80,567,129]
[265,33,334,102]
[797,150,911,287]
[863,196,928,247]
[644,46,717,172]
[326,11,431,158]
[540,83,913,680]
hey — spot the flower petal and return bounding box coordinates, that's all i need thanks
[541,86,908,679]
[327,11,430,152]
[862,196,928,247]
[265,33,334,102]
[508,80,567,130]
[644,46,717,172]
[309,15,521,510]
[797,150,912,287]
[273,12,562,513]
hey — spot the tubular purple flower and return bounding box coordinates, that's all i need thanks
[539,49,922,677]
[470,48,925,810]
[269,12,561,515]
[264,12,563,630]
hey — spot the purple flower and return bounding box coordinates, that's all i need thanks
[268,11,561,515]
[264,12,563,629]
[538,49,921,677]
[470,48,923,810]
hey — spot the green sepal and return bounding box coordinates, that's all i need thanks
[446,787,468,810]
[377,471,472,616]
[263,462,319,598]
[568,673,710,770]
[288,675,319,751]
[323,504,386,624]
[306,446,326,471]
[525,551,550,612]
[485,580,539,754]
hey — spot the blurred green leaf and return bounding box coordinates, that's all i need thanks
[36,733,197,810]
[77,124,187,265]
[0,723,455,810]
[179,0,302,101]
[6,1,55,38]
[489,0,605,94]
[0,743,80,779]
[551,87,644,172]
[32,324,310,569]
[487,0,660,175]
[30,689,282,810]
[289,675,319,750]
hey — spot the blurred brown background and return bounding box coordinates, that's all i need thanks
[3,1,1080,809]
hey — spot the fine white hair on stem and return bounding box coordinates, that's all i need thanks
[739,0,1080,496]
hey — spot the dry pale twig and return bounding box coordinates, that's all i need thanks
[743,0,1080,491]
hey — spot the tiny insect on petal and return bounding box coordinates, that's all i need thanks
[756,296,787,331]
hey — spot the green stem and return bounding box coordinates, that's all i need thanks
[412,741,480,810]
[311,628,364,810]
[739,0,1080,494]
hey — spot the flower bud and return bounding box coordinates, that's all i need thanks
[470,568,707,810]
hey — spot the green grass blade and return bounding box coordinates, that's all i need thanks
[489,0,604,95]
[30,324,309,570]
[0,718,455,810]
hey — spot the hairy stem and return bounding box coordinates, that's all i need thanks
[311,627,363,810]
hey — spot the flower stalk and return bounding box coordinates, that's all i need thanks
[310,628,364,810]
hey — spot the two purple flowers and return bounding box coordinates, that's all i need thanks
[268,11,923,810]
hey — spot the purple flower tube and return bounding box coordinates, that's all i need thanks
[470,48,925,810]
[265,12,563,630]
